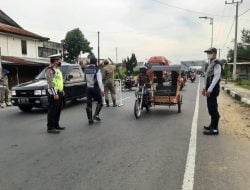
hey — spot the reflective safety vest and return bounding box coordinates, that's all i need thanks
[53,68,64,91]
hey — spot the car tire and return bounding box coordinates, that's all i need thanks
[18,105,33,112]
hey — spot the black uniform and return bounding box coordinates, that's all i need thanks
[85,59,104,124]
[205,59,221,133]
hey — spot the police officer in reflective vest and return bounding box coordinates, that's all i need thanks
[203,48,222,135]
[85,57,104,125]
[45,54,65,134]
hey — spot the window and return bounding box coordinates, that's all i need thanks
[21,40,27,55]
[69,68,83,80]
[38,47,58,58]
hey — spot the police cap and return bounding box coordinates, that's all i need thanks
[49,54,62,63]
[204,47,217,54]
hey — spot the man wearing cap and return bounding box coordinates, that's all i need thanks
[102,60,117,107]
[85,57,104,125]
[45,54,65,134]
[203,48,222,135]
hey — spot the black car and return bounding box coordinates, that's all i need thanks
[11,64,86,112]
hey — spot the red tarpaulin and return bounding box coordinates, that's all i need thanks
[148,56,171,65]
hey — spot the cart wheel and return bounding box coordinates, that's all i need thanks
[145,105,150,112]
[178,96,182,113]
[134,99,142,119]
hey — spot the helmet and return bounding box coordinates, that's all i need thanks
[139,65,147,74]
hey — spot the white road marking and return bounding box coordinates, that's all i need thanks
[182,79,200,190]
[116,97,131,102]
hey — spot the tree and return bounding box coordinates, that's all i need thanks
[227,29,250,62]
[241,28,250,44]
[63,28,93,63]
[123,53,138,75]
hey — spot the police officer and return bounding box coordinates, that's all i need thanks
[102,60,117,107]
[85,57,104,125]
[202,48,222,135]
[45,54,65,134]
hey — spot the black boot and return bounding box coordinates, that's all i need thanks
[93,103,103,122]
[105,100,109,107]
[203,116,219,135]
[86,107,94,125]
[204,117,213,130]
[113,100,117,107]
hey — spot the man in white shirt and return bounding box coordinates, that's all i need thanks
[202,48,222,135]
[85,57,104,125]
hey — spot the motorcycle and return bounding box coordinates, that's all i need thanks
[190,73,196,83]
[124,76,133,91]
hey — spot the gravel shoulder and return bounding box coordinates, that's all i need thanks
[219,90,250,140]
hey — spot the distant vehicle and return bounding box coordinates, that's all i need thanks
[190,72,196,83]
[11,64,87,112]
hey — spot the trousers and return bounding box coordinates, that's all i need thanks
[47,93,63,130]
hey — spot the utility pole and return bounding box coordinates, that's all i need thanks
[115,47,118,65]
[0,47,2,79]
[199,16,214,47]
[226,0,243,80]
[218,48,221,60]
[98,31,100,65]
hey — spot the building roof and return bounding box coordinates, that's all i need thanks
[1,56,49,66]
[0,23,49,41]
[0,9,21,28]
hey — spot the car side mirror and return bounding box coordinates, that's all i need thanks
[67,75,73,81]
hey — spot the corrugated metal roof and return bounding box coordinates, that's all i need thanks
[0,23,49,41]
[1,56,49,66]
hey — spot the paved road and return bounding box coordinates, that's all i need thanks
[0,79,249,190]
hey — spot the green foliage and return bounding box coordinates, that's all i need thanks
[227,28,250,62]
[63,28,93,63]
[222,64,232,80]
[122,53,138,75]
[115,67,126,79]
[241,28,250,44]
[236,79,250,90]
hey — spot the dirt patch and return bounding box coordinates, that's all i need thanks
[219,91,250,140]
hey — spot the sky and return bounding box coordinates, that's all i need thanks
[1,0,250,63]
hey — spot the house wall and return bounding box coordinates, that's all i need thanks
[0,33,43,58]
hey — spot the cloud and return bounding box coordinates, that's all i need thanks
[1,0,250,62]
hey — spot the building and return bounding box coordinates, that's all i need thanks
[227,62,250,79]
[181,60,207,71]
[0,9,63,87]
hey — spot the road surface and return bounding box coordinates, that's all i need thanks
[0,78,249,190]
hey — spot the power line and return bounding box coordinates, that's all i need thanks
[221,19,235,50]
[239,8,250,16]
[151,0,233,18]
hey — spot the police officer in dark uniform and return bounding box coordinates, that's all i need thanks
[202,48,222,135]
[85,57,104,125]
[45,54,65,134]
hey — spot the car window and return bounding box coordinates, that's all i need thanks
[36,66,68,80]
[69,68,83,80]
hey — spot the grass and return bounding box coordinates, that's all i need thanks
[236,79,250,90]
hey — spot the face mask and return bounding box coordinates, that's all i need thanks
[207,54,213,60]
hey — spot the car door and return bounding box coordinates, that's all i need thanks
[64,67,85,100]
